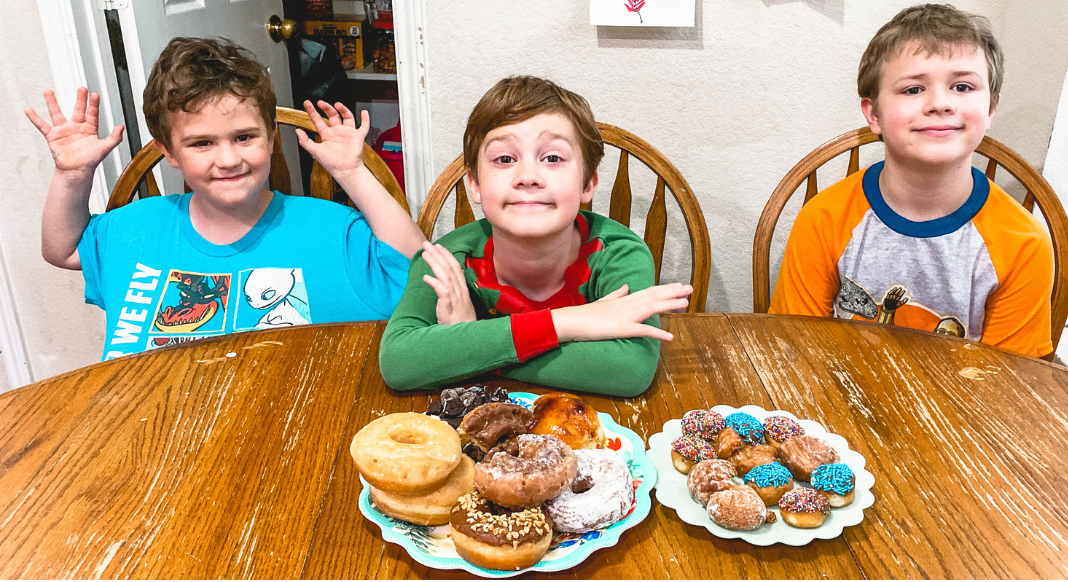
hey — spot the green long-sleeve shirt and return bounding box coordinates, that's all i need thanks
[379,211,660,397]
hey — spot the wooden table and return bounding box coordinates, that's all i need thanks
[2,314,1067,579]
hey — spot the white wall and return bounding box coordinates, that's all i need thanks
[4,1,1067,388]
[0,1,105,391]
[424,0,1068,311]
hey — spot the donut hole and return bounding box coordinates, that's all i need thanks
[390,428,428,445]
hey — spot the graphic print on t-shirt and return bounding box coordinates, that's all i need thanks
[150,270,231,336]
[234,268,312,330]
[836,276,967,338]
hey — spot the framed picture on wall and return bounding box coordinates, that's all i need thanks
[590,0,696,27]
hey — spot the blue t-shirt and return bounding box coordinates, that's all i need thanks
[78,192,410,360]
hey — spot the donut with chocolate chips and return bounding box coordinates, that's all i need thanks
[449,491,553,571]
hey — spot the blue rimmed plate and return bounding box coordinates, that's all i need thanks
[357,392,656,578]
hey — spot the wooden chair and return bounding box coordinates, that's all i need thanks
[416,122,711,312]
[106,106,409,213]
[753,126,1068,357]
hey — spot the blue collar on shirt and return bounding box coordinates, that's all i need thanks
[179,191,284,257]
[862,161,989,238]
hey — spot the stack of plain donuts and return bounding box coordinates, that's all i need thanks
[672,409,857,531]
[350,391,637,571]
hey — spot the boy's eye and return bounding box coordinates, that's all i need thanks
[495,155,515,164]
[236,134,255,143]
[191,140,211,148]
[952,83,973,92]
[903,86,923,96]
[544,154,563,163]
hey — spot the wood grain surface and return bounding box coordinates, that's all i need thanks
[1,314,1066,579]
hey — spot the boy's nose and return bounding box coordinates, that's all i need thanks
[214,143,241,168]
[514,158,542,188]
[925,86,955,114]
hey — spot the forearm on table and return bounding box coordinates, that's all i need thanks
[333,165,425,258]
[502,328,661,397]
[379,316,519,391]
[41,168,95,270]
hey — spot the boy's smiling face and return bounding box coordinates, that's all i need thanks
[468,112,597,242]
[160,93,274,210]
[862,42,995,169]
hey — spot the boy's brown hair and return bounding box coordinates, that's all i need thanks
[858,4,1003,111]
[463,76,604,186]
[143,37,277,149]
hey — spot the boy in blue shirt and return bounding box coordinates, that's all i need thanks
[26,37,425,360]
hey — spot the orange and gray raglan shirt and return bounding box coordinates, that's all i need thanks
[379,210,660,397]
[770,161,1054,358]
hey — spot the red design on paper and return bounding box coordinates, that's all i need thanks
[625,0,645,23]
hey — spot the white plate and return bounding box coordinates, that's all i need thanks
[646,404,875,546]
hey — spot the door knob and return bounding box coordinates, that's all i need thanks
[267,15,298,43]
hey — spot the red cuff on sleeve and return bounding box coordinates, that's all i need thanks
[510,309,560,362]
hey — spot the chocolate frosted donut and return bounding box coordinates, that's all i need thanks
[450,491,552,571]
[544,449,634,533]
[687,459,736,506]
[474,434,578,509]
[459,403,534,453]
[779,435,840,481]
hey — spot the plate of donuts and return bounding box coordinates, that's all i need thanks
[646,404,875,546]
[353,390,657,577]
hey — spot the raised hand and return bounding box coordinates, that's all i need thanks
[294,100,370,179]
[552,282,692,343]
[25,88,124,176]
[420,241,477,326]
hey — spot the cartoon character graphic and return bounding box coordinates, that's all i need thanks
[876,285,910,325]
[241,268,311,328]
[153,272,230,334]
[934,316,966,338]
[837,277,878,319]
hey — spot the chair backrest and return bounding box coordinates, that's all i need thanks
[106,106,409,214]
[753,126,1068,357]
[416,122,712,312]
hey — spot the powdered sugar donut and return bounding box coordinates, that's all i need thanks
[544,449,634,533]
[474,434,578,509]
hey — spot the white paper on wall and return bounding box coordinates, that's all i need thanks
[590,0,696,27]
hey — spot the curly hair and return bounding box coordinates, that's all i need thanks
[143,37,277,148]
[464,76,604,186]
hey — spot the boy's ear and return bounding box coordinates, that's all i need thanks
[860,98,882,135]
[465,171,481,205]
[157,139,181,169]
[581,172,599,204]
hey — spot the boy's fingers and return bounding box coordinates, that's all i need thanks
[599,285,629,301]
[318,100,341,125]
[303,100,328,133]
[355,110,370,138]
[422,274,448,297]
[85,93,101,126]
[25,108,52,135]
[335,103,355,124]
[635,323,673,342]
[71,90,88,124]
[105,125,125,147]
[45,89,66,126]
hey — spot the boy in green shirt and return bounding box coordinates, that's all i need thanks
[380,76,692,396]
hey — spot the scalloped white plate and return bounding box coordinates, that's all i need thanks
[646,404,875,546]
[357,392,657,578]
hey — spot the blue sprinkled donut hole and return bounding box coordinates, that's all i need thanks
[724,412,765,444]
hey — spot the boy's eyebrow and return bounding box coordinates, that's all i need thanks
[179,126,264,143]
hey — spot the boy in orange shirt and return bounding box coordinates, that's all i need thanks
[770,4,1054,358]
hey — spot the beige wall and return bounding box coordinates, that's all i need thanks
[0,1,105,390]
[2,1,1066,388]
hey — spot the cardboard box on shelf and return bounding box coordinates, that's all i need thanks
[335,37,363,70]
[304,20,362,38]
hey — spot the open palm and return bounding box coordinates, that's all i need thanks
[25,88,124,174]
[295,100,370,179]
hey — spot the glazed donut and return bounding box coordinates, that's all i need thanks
[450,491,552,571]
[681,409,725,442]
[714,427,746,460]
[529,393,606,449]
[458,403,534,453]
[779,487,831,528]
[763,415,805,448]
[779,435,841,481]
[350,412,462,494]
[729,444,778,477]
[743,462,794,506]
[671,434,714,474]
[706,487,770,531]
[811,463,856,507]
[474,434,578,509]
[369,456,476,525]
[724,412,765,445]
[687,459,736,506]
[544,449,634,533]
